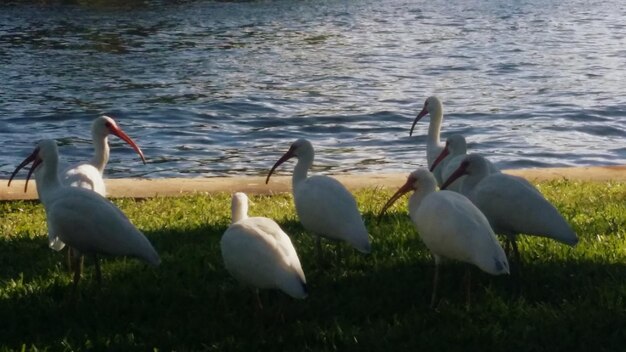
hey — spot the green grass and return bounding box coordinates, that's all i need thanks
[1,180,625,351]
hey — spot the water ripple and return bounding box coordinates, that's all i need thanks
[1,0,625,178]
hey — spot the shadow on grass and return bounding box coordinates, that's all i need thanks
[1,212,626,351]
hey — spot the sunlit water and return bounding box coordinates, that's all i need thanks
[1,0,625,179]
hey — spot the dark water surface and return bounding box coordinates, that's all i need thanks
[1,0,625,178]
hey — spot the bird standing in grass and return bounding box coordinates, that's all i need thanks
[8,140,160,298]
[265,138,371,262]
[221,192,307,307]
[380,168,509,308]
[40,116,147,274]
[440,154,578,271]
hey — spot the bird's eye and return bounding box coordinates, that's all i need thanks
[105,122,112,128]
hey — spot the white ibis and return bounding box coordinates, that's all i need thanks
[221,192,307,306]
[62,115,146,196]
[410,96,446,184]
[8,140,160,295]
[265,139,371,260]
[440,154,579,269]
[39,116,146,267]
[379,168,509,307]
[429,134,498,192]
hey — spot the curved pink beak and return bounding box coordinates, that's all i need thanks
[8,147,42,193]
[108,125,146,164]
[378,176,415,221]
[430,146,450,172]
[265,146,296,184]
[409,106,429,137]
[440,162,468,190]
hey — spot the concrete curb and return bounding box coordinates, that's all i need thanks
[2,165,625,201]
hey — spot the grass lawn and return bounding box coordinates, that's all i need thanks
[1,180,625,351]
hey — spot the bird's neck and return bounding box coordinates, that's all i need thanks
[426,109,444,164]
[408,187,432,218]
[292,155,312,187]
[231,205,248,223]
[90,136,110,174]
[37,157,62,200]
[451,146,467,158]
[461,161,492,195]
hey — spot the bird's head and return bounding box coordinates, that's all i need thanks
[8,139,58,192]
[410,96,442,136]
[430,134,467,171]
[265,138,314,184]
[231,192,250,223]
[440,154,488,189]
[93,115,146,164]
[378,168,435,220]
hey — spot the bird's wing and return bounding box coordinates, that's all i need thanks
[222,221,300,285]
[472,174,576,244]
[46,187,158,264]
[294,175,366,238]
[248,217,306,282]
[62,163,106,196]
[416,192,492,259]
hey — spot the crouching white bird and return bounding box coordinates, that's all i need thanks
[63,115,146,197]
[221,192,307,306]
[440,154,578,269]
[379,168,509,308]
[429,134,498,192]
[8,140,160,294]
[265,139,371,261]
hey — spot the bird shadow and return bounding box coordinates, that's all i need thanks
[1,213,625,350]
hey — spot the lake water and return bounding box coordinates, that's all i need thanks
[1,0,625,179]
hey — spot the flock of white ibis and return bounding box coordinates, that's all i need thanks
[7,97,579,307]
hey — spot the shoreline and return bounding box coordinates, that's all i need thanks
[2,164,625,201]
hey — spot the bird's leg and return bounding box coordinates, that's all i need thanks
[510,236,523,294]
[316,235,324,267]
[255,289,263,311]
[464,265,472,311]
[250,288,264,329]
[94,254,102,288]
[430,257,441,309]
[66,247,73,273]
[335,241,343,265]
[71,251,83,303]
[277,294,286,324]
[511,236,522,273]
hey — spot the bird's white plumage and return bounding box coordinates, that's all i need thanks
[45,187,160,264]
[453,154,578,245]
[406,169,509,275]
[221,193,307,299]
[20,140,160,266]
[63,164,106,195]
[294,175,370,253]
[414,96,446,184]
[62,116,114,197]
[268,139,371,254]
[62,115,140,197]
[50,116,145,251]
